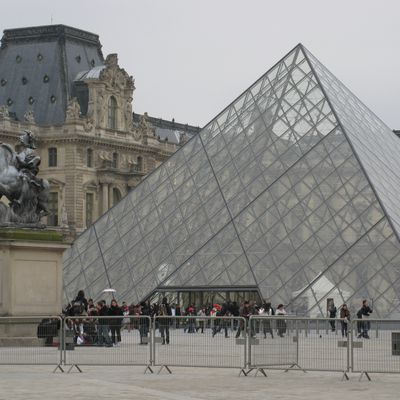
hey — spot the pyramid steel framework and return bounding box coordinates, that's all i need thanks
[63,44,400,317]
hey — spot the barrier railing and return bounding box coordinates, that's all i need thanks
[2,314,400,380]
[248,316,350,378]
[351,319,400,380]
[0,316,63,372]
[152,316,247,374]
[63,315,152,373]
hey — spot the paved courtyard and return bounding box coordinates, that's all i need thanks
[0,364,399,400]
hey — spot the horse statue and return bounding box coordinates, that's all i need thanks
[0,131,49,224]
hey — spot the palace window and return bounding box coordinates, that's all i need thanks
[48,147,57,167]
[48,192,58,226]
[137,156,143,172]
[112,188,121,206]
[86,193,94,227]
[112,152,118,169]
[108,96,117,129]
[87,148,93,167]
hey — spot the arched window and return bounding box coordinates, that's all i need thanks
[87,148,93,167]
[112,152,118,168]
[137,156,143,172]
[108,96,117,129]
[112,188,121,205]
[48,147,57,167]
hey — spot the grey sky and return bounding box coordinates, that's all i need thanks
[2,0,399,129]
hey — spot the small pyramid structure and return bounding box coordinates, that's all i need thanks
[63,44,400,317]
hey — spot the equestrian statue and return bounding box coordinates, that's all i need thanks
[0,131,49,224]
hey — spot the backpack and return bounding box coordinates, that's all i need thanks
[71,300,84,316]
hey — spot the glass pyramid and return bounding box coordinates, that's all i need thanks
[63,44,400,317]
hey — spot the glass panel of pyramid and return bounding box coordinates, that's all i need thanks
[63,44,400,317]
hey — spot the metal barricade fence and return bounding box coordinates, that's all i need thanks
[63,315,152,371]
[248,316,350,376]
[152,316,247,373]
[351,319,400,378]
[0,316,62,370]
[3,314,400,378]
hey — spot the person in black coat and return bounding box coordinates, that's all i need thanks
[357,300,373,339]
[139,301,151,344]
[158,297,172,344]
[108,299,123,345]
[96,301,112,347]
[70,290,88,316]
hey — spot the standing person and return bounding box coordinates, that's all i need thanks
[231,301,240,331]
[70,290,88,316]
[87,298,95,310]
[158,297,172,345]
[108,299,123,346]
[128,302,136,332]
[96,301,112,347]
[175,304,181,329]
[328,301,337,332]
[196,307,206,333]
[340,304,350,338]
[235,301,253,338]
[139,301,150,344]
[212,304,230,338]
[186,305,196,333]
[121,301,130,331]
[259,301,274,338]
[276,304,287,338]
[170,304,176,329]
[358,300,373,339]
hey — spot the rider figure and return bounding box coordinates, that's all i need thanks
[14,131,48,215]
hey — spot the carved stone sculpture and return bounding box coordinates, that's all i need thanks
[0,105,9,119]
[65,97,81,120]
[0,131,49,225]
[24,110,35,123]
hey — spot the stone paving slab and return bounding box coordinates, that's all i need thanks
[0,365,399,400]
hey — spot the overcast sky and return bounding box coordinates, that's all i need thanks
[2,0,400,129]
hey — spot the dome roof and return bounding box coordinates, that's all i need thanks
[74,65,105,81]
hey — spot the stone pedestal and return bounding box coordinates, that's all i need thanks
[0,228,70,344]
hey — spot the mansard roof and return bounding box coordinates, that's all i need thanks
[0,24,104,125]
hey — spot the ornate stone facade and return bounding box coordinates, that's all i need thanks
[0,89,184,236]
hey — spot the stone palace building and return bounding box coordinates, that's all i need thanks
[0,25,200,237]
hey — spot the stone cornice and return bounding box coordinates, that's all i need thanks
[38,134,175,154]
[133,113,201,134]
[36,131,176,153]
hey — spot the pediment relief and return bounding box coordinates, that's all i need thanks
[48,177,65,187]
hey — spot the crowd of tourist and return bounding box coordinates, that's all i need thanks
[60,290,373,346]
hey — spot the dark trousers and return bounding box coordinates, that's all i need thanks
[212,322,228,337]
[262,321,274,338]
[340,321,348,337]
[329,319,336,331]
[110,326,121,344]
[196,321,204,333]
[139,324,149,344]
[97,325,112,346]
[160,325,170,344]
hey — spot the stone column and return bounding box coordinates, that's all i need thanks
[101,183,109,213]
[108,185,113,208]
